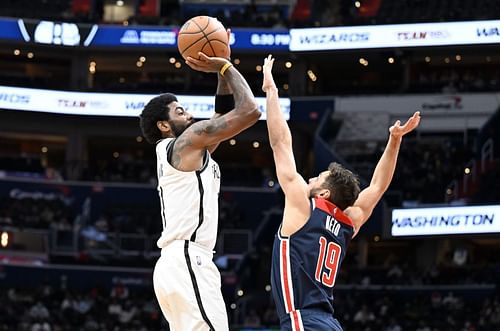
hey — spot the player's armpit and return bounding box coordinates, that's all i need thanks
[345,186,382,230]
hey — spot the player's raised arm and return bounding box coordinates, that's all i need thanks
[345,111,421,235]
[183,52,260,149]
[207,29,234,153]
[262,55,309,214]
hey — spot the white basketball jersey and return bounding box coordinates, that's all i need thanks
[155,138,221,251]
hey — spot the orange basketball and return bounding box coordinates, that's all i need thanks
[177,16,229,60]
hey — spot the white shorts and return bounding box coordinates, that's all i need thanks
[153,240,229,331]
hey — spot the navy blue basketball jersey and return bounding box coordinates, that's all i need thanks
[271,197,354,330]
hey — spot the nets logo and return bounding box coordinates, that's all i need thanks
[34,21,80,46]
[0,93,30,104]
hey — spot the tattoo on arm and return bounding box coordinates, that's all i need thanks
[217,73,232,95]
[170,135,192,168]
[193,117,228,136]
[223,69,254,110]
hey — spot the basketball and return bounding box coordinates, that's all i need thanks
[177,16,229,60]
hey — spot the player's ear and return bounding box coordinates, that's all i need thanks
[157,120,171,135]
[318,189,330,200]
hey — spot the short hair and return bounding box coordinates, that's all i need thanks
[322,162,361,210]
[139,93,178,144]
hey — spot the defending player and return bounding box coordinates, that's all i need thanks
[261,54,420,330]
[139,48,259,330]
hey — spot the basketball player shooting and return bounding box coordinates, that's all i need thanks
[139,31,260,330]
[262,55,420,330]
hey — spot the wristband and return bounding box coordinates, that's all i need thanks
[215,94,234,114]
[219,62,233,76]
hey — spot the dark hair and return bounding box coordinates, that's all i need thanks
[139,93,177,144]
[322,162,360,210]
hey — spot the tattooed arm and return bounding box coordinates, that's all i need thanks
[170,52,260,171]
[207,72,233,154]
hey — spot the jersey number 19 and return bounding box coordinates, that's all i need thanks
[314,236,341,287]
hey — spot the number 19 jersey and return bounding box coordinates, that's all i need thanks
[271,197,354,329]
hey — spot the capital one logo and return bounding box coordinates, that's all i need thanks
[34,21,80,46]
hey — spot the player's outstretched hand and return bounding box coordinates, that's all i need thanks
[262,54,277,93]
[389,111,421,138]
[185,52,230,73]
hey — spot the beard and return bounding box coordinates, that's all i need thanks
[169,120,194,137]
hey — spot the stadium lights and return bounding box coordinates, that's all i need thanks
[354,1,361,8]
[1,232,8,248]
[425,56,431,63]
[116,0,124,6]
[13,49,20,56]
[89,61,96,74]
[283,83,289,90]
[456,54,462,61]
[41,146,48,153]
[234,58,240,65]
[285,61,292,68]
[388,57,395,64]
[252,141,260,148]
[136,136,143,143]
[444,57,451,64]
[256,65,262,72]
[174,62,181,69]
[89,61,96,73]
[169,57,176,64]
[139,56,146,63]
[136,61,143,67]
[307,70,317,81]
[229,139,236,146]
[27,52,34,59]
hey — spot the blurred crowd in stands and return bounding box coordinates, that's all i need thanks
[412,68,500,95]
[0,129,496,209]
[1,268,498,331]
[0,283,161,331]
[232,289,500,331]
[0,192,74,230]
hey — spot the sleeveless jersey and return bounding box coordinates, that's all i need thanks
[155,138,221,251]
[271,197,354,323]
